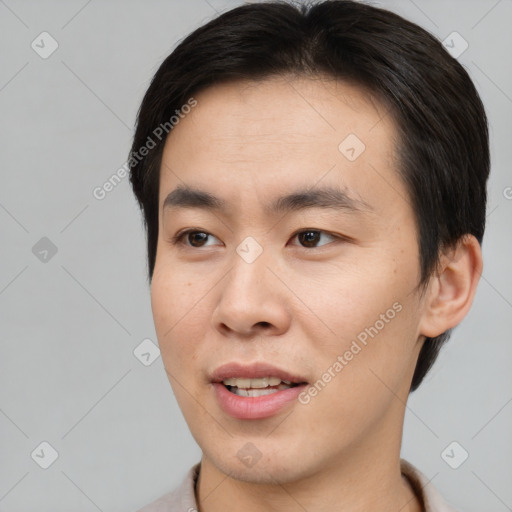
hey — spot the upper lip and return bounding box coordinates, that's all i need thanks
[210,362,308,384]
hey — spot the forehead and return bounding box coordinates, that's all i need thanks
[167,75,390,147]
[159,75,407,219]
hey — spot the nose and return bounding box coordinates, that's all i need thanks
[211,245,291,339]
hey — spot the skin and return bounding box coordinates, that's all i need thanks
[150,75,483,512]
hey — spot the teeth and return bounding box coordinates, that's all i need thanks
[230,384,292,397]
[222,377,292,388]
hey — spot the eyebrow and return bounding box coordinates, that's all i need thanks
[162,184,374,216]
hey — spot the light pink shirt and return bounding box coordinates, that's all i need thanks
[136,459,459,511]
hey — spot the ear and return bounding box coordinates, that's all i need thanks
[418,234,483,338]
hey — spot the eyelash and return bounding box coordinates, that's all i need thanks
[169,228,346,250]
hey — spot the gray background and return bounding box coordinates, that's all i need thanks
[0,0,511,510]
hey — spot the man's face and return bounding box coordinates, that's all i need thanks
[151,76,428,483]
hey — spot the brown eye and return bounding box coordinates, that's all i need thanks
[294,230,337,248]
[172,230,220,248]
[298,230,320,248]
[187,231,209,247]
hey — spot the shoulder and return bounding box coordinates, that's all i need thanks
[136,462,200,512]
[401,459,460,512]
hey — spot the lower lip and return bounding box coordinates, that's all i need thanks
[212,382,307,420]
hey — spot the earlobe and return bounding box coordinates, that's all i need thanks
[418,235,483,338]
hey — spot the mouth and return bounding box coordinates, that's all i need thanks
[210,362,309,419]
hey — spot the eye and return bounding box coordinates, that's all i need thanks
[291,229,338,248]
[171,229,221,248]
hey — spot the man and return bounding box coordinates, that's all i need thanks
[129,1,489,510]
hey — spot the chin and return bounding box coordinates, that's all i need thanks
[203,445,313,485]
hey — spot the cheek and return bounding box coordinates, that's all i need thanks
[298,297,419,438]
[296,244,421,388]
[151,251,207,324]
[150,262,207,365]
[291,248,412,339]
